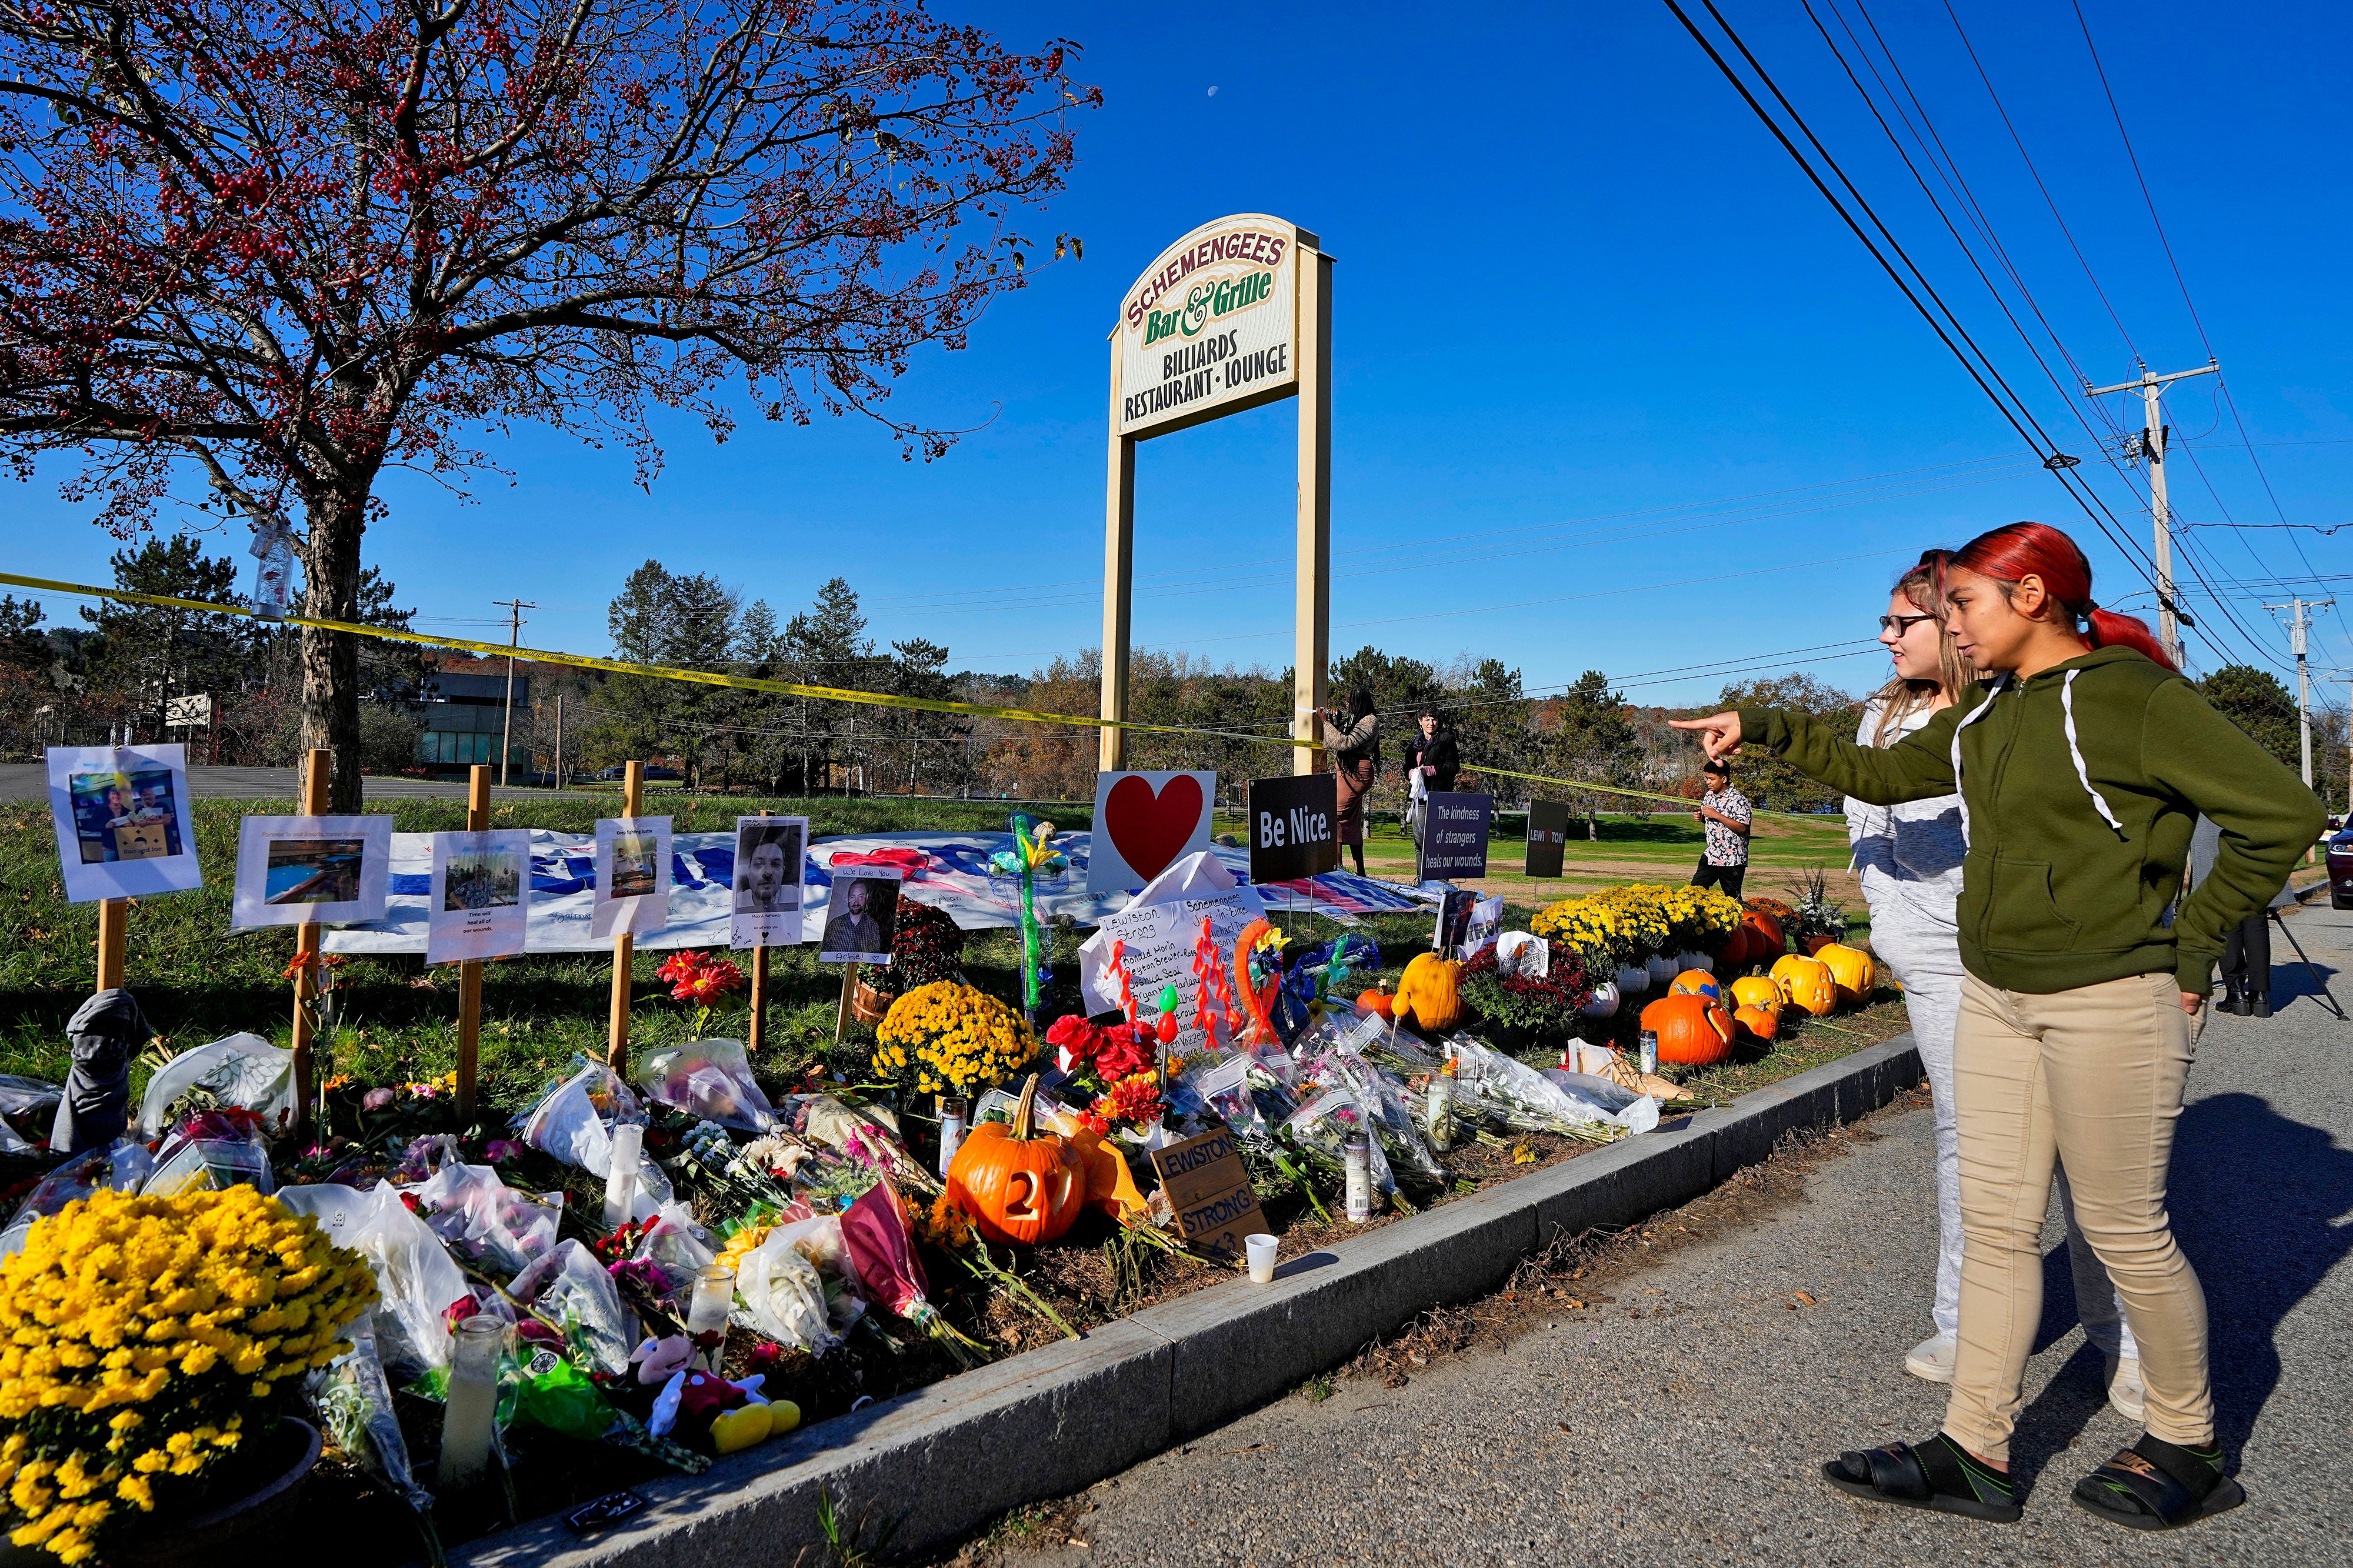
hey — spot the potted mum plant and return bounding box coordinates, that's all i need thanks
[0,1186,376,1565]
[851,903,968,1026]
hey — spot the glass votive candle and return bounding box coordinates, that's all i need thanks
[686,1263,737,1339]
[603,1122,644,1229]
[439,1315,505,1489]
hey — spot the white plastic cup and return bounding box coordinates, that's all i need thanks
[1244,1233,1279,1284]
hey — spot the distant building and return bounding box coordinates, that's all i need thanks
[414,655,531,775]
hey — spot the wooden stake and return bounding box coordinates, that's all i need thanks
[606,762,644,1072]
[834,962,858,1044]
[456,764,491,1123]
[288,747,331,1135]
[95,899,128,993]
[747,807,772,1052]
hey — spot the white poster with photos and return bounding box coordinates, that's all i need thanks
[819,866,902,965]
[426,829,533,965]
[231,815,392,929]
[46,744,204,903]
[593,816,672,939]
[729,816,808,949]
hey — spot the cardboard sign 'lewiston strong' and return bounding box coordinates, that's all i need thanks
[1149,1126,1269,1263]
[1247,773,1339,883]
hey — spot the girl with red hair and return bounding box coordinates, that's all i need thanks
[1675,521,2323,1531]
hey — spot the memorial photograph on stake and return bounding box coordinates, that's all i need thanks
[426,829,532,964]
[230,813,392,929]
[730,815,806,948]
[821,868,902,963]
[595,814,674,939]
[44,744,203,902]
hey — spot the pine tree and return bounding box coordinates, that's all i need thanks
[79,538,253,730]
[1543,671,1642,838]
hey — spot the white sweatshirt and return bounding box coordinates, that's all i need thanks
[1845,697,1968,932]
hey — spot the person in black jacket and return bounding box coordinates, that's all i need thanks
[1404,709,1459,795]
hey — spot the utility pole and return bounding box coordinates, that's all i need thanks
[2265,597,2334,788]
[492,598,536,788]
[2088,361,2218,670]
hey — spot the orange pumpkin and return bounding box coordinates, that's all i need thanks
[945,1075,1085,1246]
[1669,970,1722,1005]
[1394,952,1467,1033]
[1775,956,1839,1017]
[1734,1002,1782,1041]
[1729,975,1781,1012]
[1358,987,1394,1021]
[1739,909,1784,959]
[1712,928,1754,971]
[1814,942,1876,1003]
[1639,994,1734,1067]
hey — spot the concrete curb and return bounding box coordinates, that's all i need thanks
[452,1033,1922,1567]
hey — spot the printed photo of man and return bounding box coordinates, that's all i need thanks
[820,874,899,962]
[734,822,803,914]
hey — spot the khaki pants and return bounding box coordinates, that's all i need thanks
[1945,971,2211,1461]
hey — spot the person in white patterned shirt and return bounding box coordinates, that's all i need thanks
[1691,757,1752,899]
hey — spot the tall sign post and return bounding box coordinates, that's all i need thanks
[1102,215,1332,775]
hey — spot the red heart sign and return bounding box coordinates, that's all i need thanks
[1103,773,1205,886]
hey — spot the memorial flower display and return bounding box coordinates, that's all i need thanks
[873,982,1039,1096]
[0,1187,375,1563]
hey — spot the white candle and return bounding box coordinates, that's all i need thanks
[439,1316,505,1489]
[603,1122,644,1229]
[687,1264,736,1339]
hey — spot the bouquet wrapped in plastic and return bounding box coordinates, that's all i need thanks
[1283,1087,1396,1199]
[840,1179,989,1369]
[1441,1034,1651,1140]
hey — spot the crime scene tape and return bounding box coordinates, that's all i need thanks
[0,569,1819,819]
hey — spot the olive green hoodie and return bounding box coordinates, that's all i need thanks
[1739,645,2325,996]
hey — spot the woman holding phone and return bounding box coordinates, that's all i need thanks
[1849,557,2139,1412]
[1675,522,2321,1531]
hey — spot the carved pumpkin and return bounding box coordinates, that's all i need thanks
[1729,975,1782,1012]
[1733,1002,1782,1041]
[1639,994,1734,1067]
[1814,942,1877,1003]
[945,1075,1085,1246]
[1669,970,1722,1004]
[1358,987,1394,1021]
[1775,956,1839,1017]
[1394,952,1466,1033]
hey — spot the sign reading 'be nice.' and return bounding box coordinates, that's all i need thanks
[1247,773,1339,883]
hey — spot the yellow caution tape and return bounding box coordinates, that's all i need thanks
[1,569,1825,819]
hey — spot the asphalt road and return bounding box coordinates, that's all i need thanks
[1002,906,2353,1567]
[0,763,581,803]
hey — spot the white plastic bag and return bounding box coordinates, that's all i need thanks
[0,1136,154,1256]
[509,1239,638,1376]
[414,1162,559,1277]
[635,1039,777,1133]
[135,1033,294,1137]
[732,1229,836,1352]
[0,1075,60,1153]
[278,1183,471,1376]
[630,1202,717,1301]
[517,1058,674,1212]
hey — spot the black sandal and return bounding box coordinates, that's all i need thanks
[1821,1432,2022,1523]
[2072,1435,2245,1531]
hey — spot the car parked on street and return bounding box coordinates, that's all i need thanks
[2327,826,2353,910]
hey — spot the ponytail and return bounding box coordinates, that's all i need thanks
[1950,522,2177,673]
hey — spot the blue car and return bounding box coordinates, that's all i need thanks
[2328,827,2353,910]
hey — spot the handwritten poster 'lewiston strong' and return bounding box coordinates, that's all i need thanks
[1118,214,1302,438]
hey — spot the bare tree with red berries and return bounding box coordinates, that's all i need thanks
[1,1,1094,805]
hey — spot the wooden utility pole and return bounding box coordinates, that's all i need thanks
[606,761,644,1070]
[288,746,331,1132]
[492,598,536,788]
[2087,362,2216,670]
[1099,328,1135,772]
[456,765,491,1121]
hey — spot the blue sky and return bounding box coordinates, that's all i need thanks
[11,0,2349,705]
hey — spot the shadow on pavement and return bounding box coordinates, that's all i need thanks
[2007,1090,2353,1493]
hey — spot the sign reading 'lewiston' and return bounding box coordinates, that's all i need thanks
[1118,213,1303,438]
